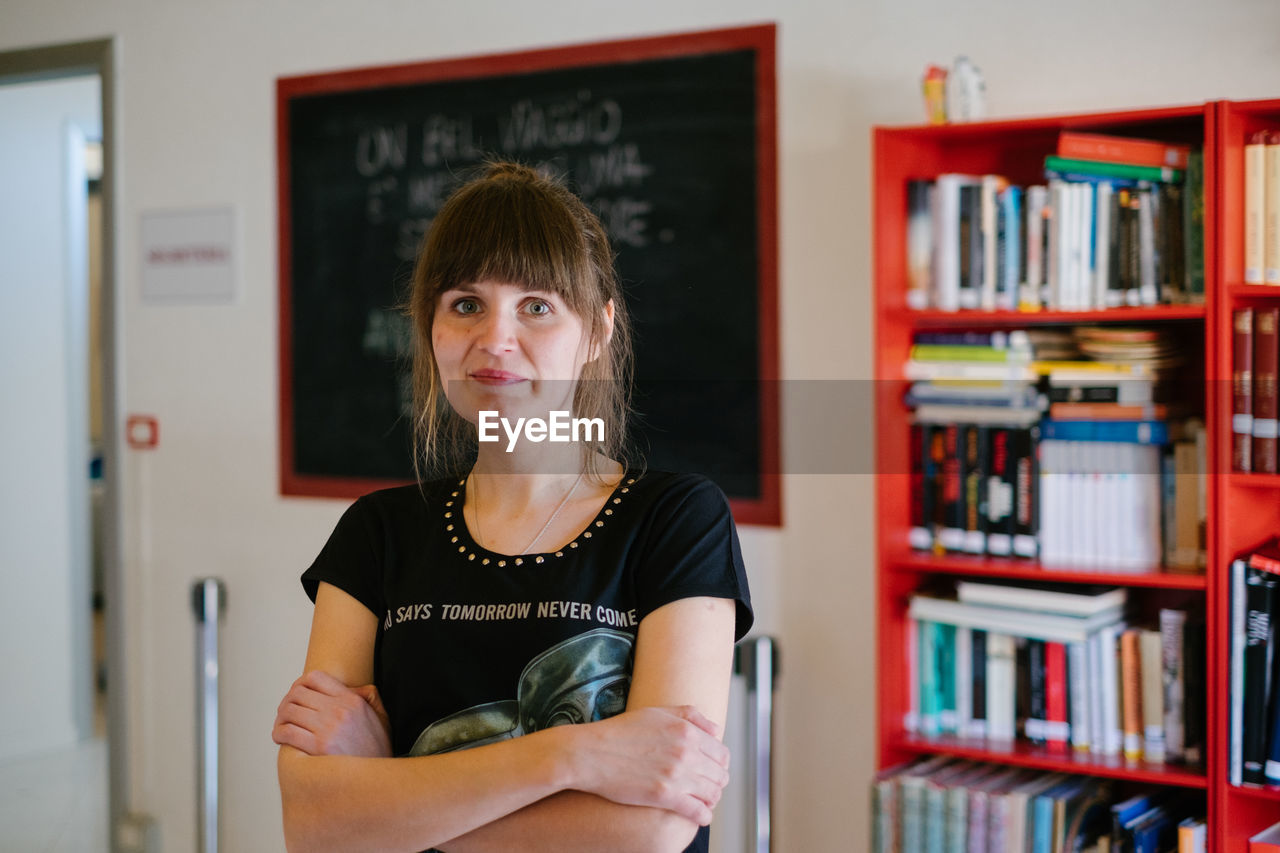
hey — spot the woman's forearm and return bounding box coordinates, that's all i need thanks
[278,727,570,853]
[437,790,698,853]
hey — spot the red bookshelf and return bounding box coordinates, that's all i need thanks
[870,101,1280,851]
[1213,97,1280,853]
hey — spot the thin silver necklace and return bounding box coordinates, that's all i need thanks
[469,470,585,555]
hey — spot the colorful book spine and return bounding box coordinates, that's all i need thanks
[1235,307,1256,472]
[1160,608,1187,763]
[1044,154,1183,184]
[1039,419,1169,444]
[1268,131,1280,285]
[1121,628,1145,759]
[1140,628,1166,763]
[910,423,931,550]
[1057,131,1191,170]
[1183,149,1205,299]
[907,179,934,309]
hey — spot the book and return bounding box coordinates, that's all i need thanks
[1140,628,1165,763]
[1011,424,1040,559]
[1057,131,1191,170]
[954,581,1127,617]
[987,631,1017,741]
[1235,307,1256,472]
[1252,821,1280,852]
[1268,131,1280,285]
[1045,380,1156,405]
[1254,307,1280,473]
[1044,641,1069,753]
[986,427,1016,556]
[1177,816,1206,853]
[907,179,934,309]
[932,174,982,311]
[1045,155,1184,184]
[959,182,983,310]
[910,423,931,550]
[1120,628,1144,760]
[1160,608,1188,763]
[970,628,988,739]
[1247,131,1267,284]
[908,595,1125,644]
[1039,419,1169,445]
[1183,149,1205,300]
[1067,640,1091,752]
[1048,402,1170,421]
[1231,558,1250,784]
[1242,567,1278,784]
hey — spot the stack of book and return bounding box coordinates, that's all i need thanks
[871,757,1206,853]
[1244,130,1280,286]
[905,581,1204,765]
[1229,539,1280,787]
[906,328,1207,569]
[905,130,1204,313]
[1231,306,1280,474]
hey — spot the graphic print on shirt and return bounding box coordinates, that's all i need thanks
[408,627,634,755]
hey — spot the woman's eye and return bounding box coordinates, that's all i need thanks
[454,298,480,315]
[526,299,552,316]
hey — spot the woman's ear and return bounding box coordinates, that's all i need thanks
[589,300,616,362]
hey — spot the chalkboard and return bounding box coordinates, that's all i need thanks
[277,24,779,524]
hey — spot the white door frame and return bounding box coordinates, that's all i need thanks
[0,38,130,853]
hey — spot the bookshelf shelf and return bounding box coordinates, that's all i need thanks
[892,733,1208,789]
[1227,472,1280,489]
[1230,783,1280,802]
[888,552,1208,589]
[890,305,1206,328]
[1227,283,1280,299]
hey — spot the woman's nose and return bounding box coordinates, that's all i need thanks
[475,310,516,353]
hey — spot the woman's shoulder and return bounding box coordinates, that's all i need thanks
[623,469,733,520]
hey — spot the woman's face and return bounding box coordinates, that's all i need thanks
[431,279,607,424]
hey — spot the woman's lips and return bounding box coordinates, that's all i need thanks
[469,369,525,386]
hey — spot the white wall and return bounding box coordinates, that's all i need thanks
[4,0,1280,850]
[0,74,100,760]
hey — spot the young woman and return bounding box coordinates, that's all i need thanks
[273,162,753,853]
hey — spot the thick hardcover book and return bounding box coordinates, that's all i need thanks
[1057,131,1191,169]
[1242,568,1278,784]
[1044,154,1183,184]
[908,595,1124,644]
[1254,307,1280,474]
[1048,402,1169,421]
[932,174,982,311]
[1235,307,1256,472]
[1067,640,1090,752]
[954,581,1126,616]
[986,632,1017,741]
[1046,380,1156,405]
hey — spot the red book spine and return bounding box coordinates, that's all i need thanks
[1235,307,1255,472]
[1044,641,1069,753]
[1254,307,1279,474]
[1057,130,1191,170]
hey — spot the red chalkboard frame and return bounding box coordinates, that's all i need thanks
[277,23,780,526]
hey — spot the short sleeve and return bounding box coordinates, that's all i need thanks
[633,476,754,640]
[300,497,385,618]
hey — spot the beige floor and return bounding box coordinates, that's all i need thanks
[0,734,108,852]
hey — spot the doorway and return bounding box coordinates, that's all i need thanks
[0,40,122,852]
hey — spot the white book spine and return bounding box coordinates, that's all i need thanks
[906,615,920,733]
[1023,185,1047,309]
[1093,181,1113,308]
[1100,622,1124,756]
[1038,440,1062,566]
[987,632,1016,741]
[933,175,964,312]
[1068,640,1091,751]
[1138,188,1158,305]
[1089,629,1106,753]
[1046,180,1065,309]
[1160,608,1187,762]
[1230,559,1247,786]
[980,176,1001,311]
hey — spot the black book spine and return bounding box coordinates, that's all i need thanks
[1016,636,1032,742]
[1027,638,1047,745]
[1183,614,1206,766]
[941,424,964,551]
[1243,568,1278,784]
[1047,385,1121,404]
[972,628,988,738]
[1011,423,1040,558]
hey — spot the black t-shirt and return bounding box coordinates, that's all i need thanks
[301,469,753,852]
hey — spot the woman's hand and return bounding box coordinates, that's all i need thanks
[566,705,730,826]
[273,669,392,758]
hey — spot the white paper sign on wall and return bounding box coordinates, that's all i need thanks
[140,207,236,303]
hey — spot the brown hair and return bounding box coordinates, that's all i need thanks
[407,161,633,482]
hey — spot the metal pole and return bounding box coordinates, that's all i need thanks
[191,578,225,853]
[737,635,779,853]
